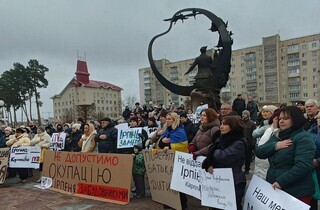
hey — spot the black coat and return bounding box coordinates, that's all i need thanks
[64,130,82,152]
[95,122,118,153]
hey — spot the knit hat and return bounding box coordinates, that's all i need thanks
[72,123,81,130]
[16,128,25,133]
[38,126,45,132]
[4,127,12,132]
[262,105,278,114]
[242,110,250,117]
[134,142,143,151]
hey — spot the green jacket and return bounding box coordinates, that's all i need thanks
[256,129,316,197]
[132,152,146,175]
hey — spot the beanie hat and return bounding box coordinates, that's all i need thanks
[4,127,12,132]
[38,126,45,132]
[16,128,25,133]
[262,105,278,114]
[72,123,81,130]
[130,117,139,124]
[134,142,143,151]
[242,110,250,117]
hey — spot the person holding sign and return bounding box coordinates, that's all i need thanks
[30,126,51,182]
[6,128,31,183]
[256,106,316,206]
[158,112,188,210]
[78,123,97,153]
[202,115,247,210]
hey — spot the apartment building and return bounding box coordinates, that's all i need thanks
[139,33,320,108]
[51,59,122,122]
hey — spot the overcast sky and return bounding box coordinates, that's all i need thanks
[0,0,319,118]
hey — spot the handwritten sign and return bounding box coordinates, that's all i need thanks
[143,126,158,137]
[143,150,181,210]
[200,168,237,210]
[170,151,205,199]
[244,175,310,210]
[117,127,142,149]
[9,146,41,168]
[50,133,66,151]
[42,151,133,205]
[0,148,10,184]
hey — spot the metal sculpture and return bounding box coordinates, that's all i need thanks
[148,8,233,110]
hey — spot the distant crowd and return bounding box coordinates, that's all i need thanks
[0,96,320,210]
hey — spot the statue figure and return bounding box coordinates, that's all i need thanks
[185,46,215,89]
[148,8,233,111]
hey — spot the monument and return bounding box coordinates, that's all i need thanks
[148,8,233,111]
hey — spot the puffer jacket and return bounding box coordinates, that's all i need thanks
[191,119,220,156]
[6,133,31,147]
[30,131,51,148]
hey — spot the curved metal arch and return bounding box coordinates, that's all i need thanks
[148,8,232,96]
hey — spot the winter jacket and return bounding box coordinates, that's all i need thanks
[65,130,82,152]
[191,119,220,156]
[243,119,257,147]
[132,152,146,175]
[30,131,51,148]
[6,133,31,147]
[182,119,196,143]
[95,122,118,153]
[256,129,316,197]
[79,130,97,153]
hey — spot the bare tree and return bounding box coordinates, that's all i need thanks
[122,95,138,111]
[77,103,96,122]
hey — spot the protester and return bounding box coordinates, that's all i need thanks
[149,111,167,147]
[133,102,142,114]
[179,112,196,143]
[158,112,188,210]
[256,106,316,206]
[219,103,235,121]
[30,126,51,183]
[303,99,319,130]
[0,126,13,148]
[202,115,247,210]
[241,110,257,174]
[254,108,280,180]
[64,123,82,152]
[6,128,31,183]
[252,105,277,140]
[296,101,306,113]
[122,106,131,121]
[188,108,220,159]
[95,118,118,153]
[45,125,55,137]
[78,123,97,153]
[246,96,258,122]
[28,121,38,135]
[232,94,246,116]
[132,142,146,199]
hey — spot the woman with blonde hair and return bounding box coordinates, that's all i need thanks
[78,123,97,153]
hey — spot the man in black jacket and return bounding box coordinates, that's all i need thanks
[180,113,196,143]
[95,117,118,153]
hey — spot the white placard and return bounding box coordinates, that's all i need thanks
[50,133,66,151]
[143,126,158,137]
[170,151,205,199]
[117,127,142,148]
[9,146,41,168]
[243,175,310,210]
[200,168,237,210]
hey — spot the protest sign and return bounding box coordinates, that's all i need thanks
[42,151,133,205]
[194,104,208,123]
[115,123,129,130]
[143,150,181,210]
[0,148,10,184]
[50,133,66,150]
[243,175,310,210]
[117,127,142,149]
[9,146,41,169]
[200,168,237,210]
[143,126,158,137]
[170,151,205,199]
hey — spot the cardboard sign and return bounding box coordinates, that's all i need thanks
[244,175,310,210]
[0,148,10,184]
[200,168,237,210]
[50,133,66,151]
[117,127,142,149]
[42,151,133,205]
[9,146,41,168]
[143,150,181,210]
[170,151,205,199]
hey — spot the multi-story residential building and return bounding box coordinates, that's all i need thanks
[51,59,122,122]
[139,33,320,108]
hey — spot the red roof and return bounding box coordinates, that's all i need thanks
[78,79,123,91]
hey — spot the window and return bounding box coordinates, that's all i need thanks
[313,84,318,88]
[312,59,317,65]
[301,53,306,58]
[312,42,317,48]
[312,51,317,56]
[302,61,307,66]
[303,93,308,97]
[313,68,317,73]
[313,76,319,81]
[288,44,299,51]
[303,77,307,81]
[301,44,307,50]
[303,85,308,90]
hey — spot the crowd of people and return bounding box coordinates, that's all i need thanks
[0,97,319,210]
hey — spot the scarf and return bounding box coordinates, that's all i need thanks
[219,131,244,149]
[278,127,296,140]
